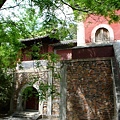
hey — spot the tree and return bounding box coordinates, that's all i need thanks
[0,1,62,112]
[1,0,120,38]
[0,0,120,114]
[1,0,120,40]
[0,15,22,114]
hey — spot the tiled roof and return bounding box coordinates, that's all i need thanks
[20,35,49,42]
[20,35,59,44]
[51,39,77,46]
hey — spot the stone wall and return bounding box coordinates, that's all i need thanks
[13,71,48,111]
[61,58,114,120]
[12,60,60,119]
[12,58,115,120]
[52,77,60,117]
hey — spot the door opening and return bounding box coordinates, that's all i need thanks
[22,86,39,110]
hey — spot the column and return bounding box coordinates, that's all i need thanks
[77,21,85,46]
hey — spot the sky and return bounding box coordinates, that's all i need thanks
[0,0,74,22]
[0,0,18,17]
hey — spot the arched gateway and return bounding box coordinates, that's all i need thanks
[17,84,43,114]
[22,86,39,110]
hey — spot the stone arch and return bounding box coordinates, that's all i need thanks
[17,84,43,114]
[22,86,39,110]
[91,24,114,43]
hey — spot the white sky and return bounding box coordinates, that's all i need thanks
[0,0,74,22]
[0,0,18,17]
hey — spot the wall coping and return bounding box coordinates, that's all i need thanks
[72,42,113,49]
[61,57,112,64]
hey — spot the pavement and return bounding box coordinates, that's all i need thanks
[0,111,40,120]
[0,117,49,120]
[0,117,32,120]
[0,112,59,120]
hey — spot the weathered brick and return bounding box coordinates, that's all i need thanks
[65,59,114,120]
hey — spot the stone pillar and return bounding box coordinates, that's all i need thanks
[60,64,67,120]
[39,101,43,114]
[113,41,120,120]
[47,70,52,116]
[17,94,23,111]
[111,59,118,120]
[77,21,85,46]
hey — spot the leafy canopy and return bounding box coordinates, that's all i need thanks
[31,0,120,22]
[1,0,120,41]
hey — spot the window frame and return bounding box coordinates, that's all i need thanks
[91,24,114,43]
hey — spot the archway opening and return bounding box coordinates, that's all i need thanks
[22,86,39,110]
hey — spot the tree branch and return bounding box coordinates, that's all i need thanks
[0,0,7,8]
[60,0,90,13]
[0,1,22,11]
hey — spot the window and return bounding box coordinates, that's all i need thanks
[95,28,110,42]
[91,24,114,43]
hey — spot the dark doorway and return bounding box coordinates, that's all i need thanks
[22,87,39,110]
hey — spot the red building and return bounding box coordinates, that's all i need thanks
[20,12,120,61]
[12,14,120,120]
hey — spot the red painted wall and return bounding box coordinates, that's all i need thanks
[111,23,120,40]
[22,44,50,61]
[84,12,120,43]
[72,46,114,59]
[48,45,54,53]
[56,49,72,60]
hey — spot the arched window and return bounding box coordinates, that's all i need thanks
[95,28,110,42]
[91,24,114,43]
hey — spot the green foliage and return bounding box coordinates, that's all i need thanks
[0,69,13,104]
[3,0,120,41]
[1,0,120,107]
[1,0,120,42]
[23,47,61,102]
[0,13,22,106]
[31,43,42,60]
[32,0,120,23]
[0,42,21,68]
[0,5,22,106]
[22,86,35,100]
[0,70,13,114]
[16,7,43,38]
[42,52,60,63]
[38,82,52,101]
[1,0,76,40]
[66,0,120,22]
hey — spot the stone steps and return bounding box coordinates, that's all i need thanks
[12,111,41,120]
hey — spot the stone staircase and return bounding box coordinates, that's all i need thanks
[11,111,59,120]
[12,110,41,120]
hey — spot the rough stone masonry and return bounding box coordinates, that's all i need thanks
[61,59,114,120]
